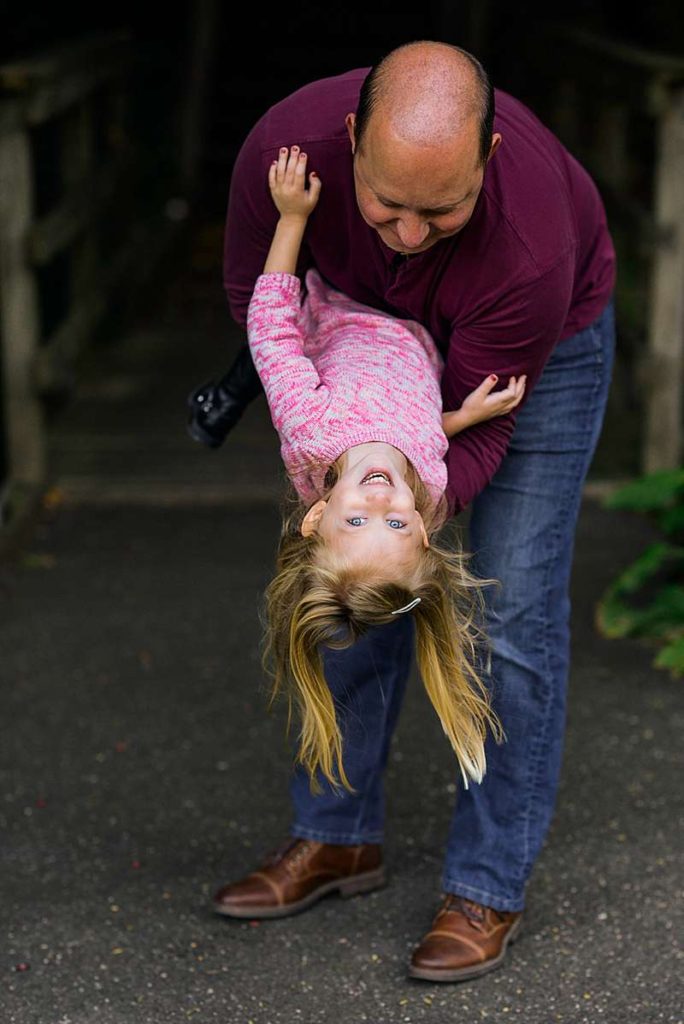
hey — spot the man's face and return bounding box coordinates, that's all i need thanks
[346,111,499,254]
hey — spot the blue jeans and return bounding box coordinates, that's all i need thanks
[288,298,616,912]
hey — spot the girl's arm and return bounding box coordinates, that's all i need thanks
[442,374,526,438]
[247,273,330,436]
[247,148,329,435]
[263,146,321,274]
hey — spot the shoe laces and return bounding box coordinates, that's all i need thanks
[263,838,313,870]
[443,893,486,925]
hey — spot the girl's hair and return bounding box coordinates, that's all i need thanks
[259,459,504,795]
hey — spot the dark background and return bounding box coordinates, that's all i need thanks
[2,1,683,491]
[3,0,683,217]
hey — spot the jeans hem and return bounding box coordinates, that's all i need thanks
[290,823,384,845]
[442,878,526,913]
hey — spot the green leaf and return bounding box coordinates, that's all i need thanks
[607,542,680,596]
[21,553,57,570]
[660,503,684,537]
[654,633,684,678]
[595,594,641,638]
[597,583,684,639]
[604,469,684,511]
[627,585,684,636]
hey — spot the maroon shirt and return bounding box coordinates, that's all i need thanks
[223,67,616,517]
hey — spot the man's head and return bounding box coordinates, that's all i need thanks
[345,41,501,254]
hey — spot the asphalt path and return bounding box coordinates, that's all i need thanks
[1,496,681,1024]
[1,232,681,1023]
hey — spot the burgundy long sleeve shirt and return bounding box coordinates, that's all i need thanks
[223,67,616,517]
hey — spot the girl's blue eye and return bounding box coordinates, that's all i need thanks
[346,517,405,529]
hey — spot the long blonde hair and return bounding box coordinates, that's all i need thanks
[260,459,504,795]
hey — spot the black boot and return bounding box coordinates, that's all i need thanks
[187,343,264,448]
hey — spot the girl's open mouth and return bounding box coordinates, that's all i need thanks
[360,470,393,486]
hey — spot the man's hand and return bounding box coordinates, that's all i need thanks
[442,374,527,438]
[269,146,321,220]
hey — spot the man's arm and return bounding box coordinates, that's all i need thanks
[442,258,574,517]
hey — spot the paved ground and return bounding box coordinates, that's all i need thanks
[1,227,682,1023]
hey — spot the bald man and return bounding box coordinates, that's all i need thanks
[206,42,616,982]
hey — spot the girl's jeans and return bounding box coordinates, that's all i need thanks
[288,298,616,912]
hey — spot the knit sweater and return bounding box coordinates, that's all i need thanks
[246,268,448,518]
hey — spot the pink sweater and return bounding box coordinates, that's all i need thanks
[246,269,448,519]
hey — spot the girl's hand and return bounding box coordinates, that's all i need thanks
[442,374,527,437]
[269,146,321,220]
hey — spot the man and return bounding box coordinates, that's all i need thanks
[202,41,616,982]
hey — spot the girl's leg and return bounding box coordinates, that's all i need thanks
[288,614,415,844]
[441,299,616,911]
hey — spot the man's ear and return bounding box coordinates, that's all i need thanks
[301,499,328,537]
[487,132,502,163]
[345,113,356,155]
[415,511,430,549]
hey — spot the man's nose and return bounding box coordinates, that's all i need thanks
[396,214,429,248]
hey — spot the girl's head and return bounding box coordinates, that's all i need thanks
[260,453,502,798]
[301,443,446,583]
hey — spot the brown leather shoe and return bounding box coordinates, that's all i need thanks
[408,893,523,982]
[212,837,386,919]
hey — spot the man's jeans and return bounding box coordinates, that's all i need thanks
[287,298,616,912]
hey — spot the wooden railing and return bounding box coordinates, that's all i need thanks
[0,32,184,520]
[531,27,684,475]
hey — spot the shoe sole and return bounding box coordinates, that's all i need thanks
[186,419,223,448]
[213,865,387,919]
[407,915,523,983]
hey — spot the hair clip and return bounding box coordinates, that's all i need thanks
[391,597,421,616]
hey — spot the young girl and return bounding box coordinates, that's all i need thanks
[247,145,525,798]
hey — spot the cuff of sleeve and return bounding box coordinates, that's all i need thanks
[255,272,301,298]
[444,482,465,519]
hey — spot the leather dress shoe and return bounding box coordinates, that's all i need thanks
[212,837,386,919]
[187,343,264,448]
[408,893,523,982]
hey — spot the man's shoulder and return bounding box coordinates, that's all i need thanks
[483,88,591,271]
[250,67,370,152]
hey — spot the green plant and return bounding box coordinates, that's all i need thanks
[595,468,684,678]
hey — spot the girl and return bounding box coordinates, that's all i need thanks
[247,146,525,798]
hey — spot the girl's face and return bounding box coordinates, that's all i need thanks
[301,444,429,572]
